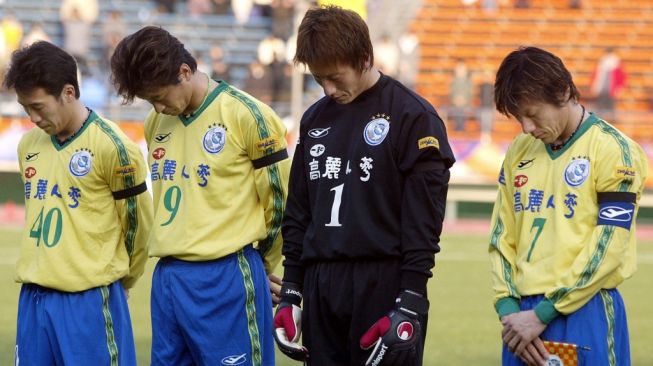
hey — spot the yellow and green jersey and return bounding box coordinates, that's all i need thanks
[489,113,648,323]
[144,81,290,273]
[17,111,152,292]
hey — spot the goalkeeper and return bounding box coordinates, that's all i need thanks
[274,5,455,365]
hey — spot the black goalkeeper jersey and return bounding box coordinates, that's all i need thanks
[282,74,455,293]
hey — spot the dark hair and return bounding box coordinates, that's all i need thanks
[110,26,197,103]
[3,41,80,98]
[494,46,579,118]
[294,5,373,73]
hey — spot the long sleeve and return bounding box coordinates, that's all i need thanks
[489,159,521,318]
[116,189,153,290]
[105,134,153,290]
[280,134,311,285]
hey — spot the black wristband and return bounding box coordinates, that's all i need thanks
[396,290,429,317]
[280,282,303,306]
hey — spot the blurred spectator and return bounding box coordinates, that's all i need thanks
[257,34,285,66]
[590,47,627,120]
[569,0,582,8]
[1,12,24,54]
[374,34,399,77]
[22,23,50,47]
[254,0,273,17]
[397,31,420,90]
[60,0,99,62]
[244,60,273,104]
[209,44,231,80]
[101,10,127,71]
[233,0,254,25]
[478,67,495,142]
[213,0,231,14]
[154,0,177,13]
[188,0,213,17]
[271,0,295,39]
[449,59,473,132]
[514,0,530,8]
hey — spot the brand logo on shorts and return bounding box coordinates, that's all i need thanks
[308,127,330,138]
[203,124,227,154]
[69,149,93,177]
[364,117,390,146]
[221,353,247,365]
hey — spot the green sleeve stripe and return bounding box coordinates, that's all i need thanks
[548,121,634,306]
[261,162,285,257]
[224,86,285,258]
[490,198,519,298]
[96,119,138,257]
[224,87,272,141]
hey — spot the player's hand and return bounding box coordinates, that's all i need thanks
[268,274,282,306]
[360,290,429,366]
[273,281,308,361]
[516,337,548,366]
[501,310,547,357]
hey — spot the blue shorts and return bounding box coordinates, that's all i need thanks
[15,281,136,366]
[503,289,630,366]
[151,245,274,366]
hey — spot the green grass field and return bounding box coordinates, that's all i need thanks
[1,225,652,365]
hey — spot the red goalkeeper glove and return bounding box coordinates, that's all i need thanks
[273,282,309,361]
[360,290,429,366]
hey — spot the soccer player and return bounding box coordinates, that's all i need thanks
[273,6,455,366]
[110,26,290,365]
[4,41,152,365]
[489,46,648,366]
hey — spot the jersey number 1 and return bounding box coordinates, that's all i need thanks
[325,183,344,227]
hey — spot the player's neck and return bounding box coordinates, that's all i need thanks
[56,103,90,143]
[184,72,213,117]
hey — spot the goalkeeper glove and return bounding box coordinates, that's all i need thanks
[360,290,429,366]
[273,282,309,361]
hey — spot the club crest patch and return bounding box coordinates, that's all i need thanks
[203,124,227,154]
[363,117,390,146]
[69,149,93,177]
[564,158,590,187]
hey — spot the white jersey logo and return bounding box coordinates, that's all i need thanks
[221,354,246,365]
[364,118,390,146]
[599,206,633,221]
[545,355,564,366]
[203,126,227,154]
[69,150,93,177]
[310,144,326,157]
[564,158,590,187]
[308,127,331,138]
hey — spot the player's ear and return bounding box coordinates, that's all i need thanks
[61,84,76,102]
[178,63,193,82]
